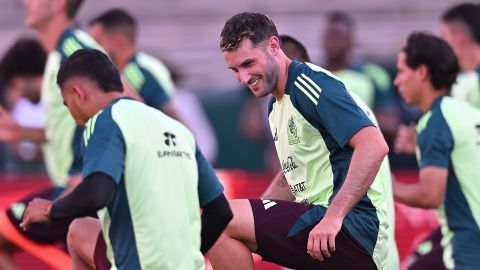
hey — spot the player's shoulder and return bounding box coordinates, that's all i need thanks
[287,61,349,106]
[55,28,101,60]
[132,52,170,77]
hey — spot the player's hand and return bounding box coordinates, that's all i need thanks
[0,105,21,142]
[307,215,342,261]
[20,198,52,231]
[394,124,416,154]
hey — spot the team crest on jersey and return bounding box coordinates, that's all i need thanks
[287,116,300,145]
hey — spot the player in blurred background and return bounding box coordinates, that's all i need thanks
[0,0,102,268]
[0,38,46,175]
[89,8,183,122]
[393,32,480,270]
[320,11,399,145]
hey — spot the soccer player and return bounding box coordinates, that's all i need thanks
[208,12,390,270]
[89,8,183,121]
[0,38,46,169]
[396,5,480,268]
[281,34,399,270]
[0,0,102,267]
[442,3,480,108]
[395,3,480,155]
[393,32,480,270]
[0,38,46,270]
[20,49,232,270]
[320,11,399,144]
[278,34,399,270]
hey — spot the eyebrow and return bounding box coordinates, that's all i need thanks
[229,58,255,70]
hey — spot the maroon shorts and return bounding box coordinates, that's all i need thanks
[94,232,112,270]
[4,187,73,246]
[408,227,446,270]
[250,199,376,270]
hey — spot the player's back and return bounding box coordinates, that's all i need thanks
[451,68,480,109]
[416,96,480,269]
[42,28,101,186]
[124,52,175,108]
[93,98,204,270]
[332,68,376,108]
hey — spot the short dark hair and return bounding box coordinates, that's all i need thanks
[220,12,279,52]
[89,8,137,44]
[442,3,480,44]
[57,49,123,93]
[0,38,46,83]
[403,32,459,91]
[66,0,84,19]
[279,35,310,62]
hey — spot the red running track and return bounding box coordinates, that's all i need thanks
[0,170,438,270]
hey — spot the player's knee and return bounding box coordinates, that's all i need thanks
[67,218,88,252]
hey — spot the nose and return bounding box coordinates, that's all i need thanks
[237,69,251,86]
[393,74,400,87]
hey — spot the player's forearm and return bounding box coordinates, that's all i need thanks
[50,173,117,220]
[261,170,295,201]
[326,136,388,220]
[392,181,437,208]
[20,127,46,144]
[393,167,447,209]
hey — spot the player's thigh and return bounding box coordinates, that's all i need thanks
[224,199,257,250]
[68,217,101,267]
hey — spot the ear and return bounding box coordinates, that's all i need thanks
[267,36,281,56]
[417,64,430,82]
[71,85,88,103]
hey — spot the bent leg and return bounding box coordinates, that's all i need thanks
[208,199,256,270]
[67,217,101,270]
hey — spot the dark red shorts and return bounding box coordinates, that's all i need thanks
[408,227,446,270]
[94,232,112,270]
[4,187,73,246]
[250,199,376,270]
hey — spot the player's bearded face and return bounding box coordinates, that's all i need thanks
[255,51,279,97]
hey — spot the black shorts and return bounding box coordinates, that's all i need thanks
[250,199,376,270]
[94,232,112,270]
[3,187,73,246]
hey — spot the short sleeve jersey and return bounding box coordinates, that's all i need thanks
[268,61,389,269]
[123,52,175,109]
[416,96,480,269]
[41,28,101,186]
[81,98,223,270]
[332,68,376,109]
[451,67,480,109]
